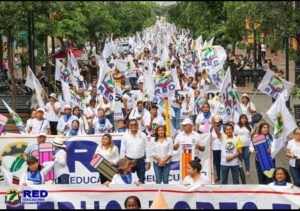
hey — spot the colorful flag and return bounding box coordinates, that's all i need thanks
[55,59,72,84]
[198,45,227,73]
[209,65,226,91]
[61,80,85,110]
[266,90,297,158]
[194,96,207,115]
[2,100,26,134]
[258,69,294,99]
[219,69,234,123]
[98,73,115,102]
[154,72,176,98]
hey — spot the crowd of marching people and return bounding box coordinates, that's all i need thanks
[2,19,300,189]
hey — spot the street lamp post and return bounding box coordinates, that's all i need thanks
[27,10,35,73]
[286,36,291,109]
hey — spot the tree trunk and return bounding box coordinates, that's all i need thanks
[232,42,236,55]
[7,30,17,110]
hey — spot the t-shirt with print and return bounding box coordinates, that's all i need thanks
[93,118,113,134]
[220,135,242,166]
[145,115,166,137]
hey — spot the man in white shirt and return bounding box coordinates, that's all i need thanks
[28,108,51,135]
[84,99,97,134]
[120,119,150,183]
[45,93,61,135]
[174,118,205,158]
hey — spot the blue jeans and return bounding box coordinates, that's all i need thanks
[289,165,300,187]
[129,77,138,89]
[171,106,181,130]
[213,150,221,181]
[221,165,239,184]
[153,162,172,184]
[127,155,146,183]
[56,174,70,184]
[239,146,250,172]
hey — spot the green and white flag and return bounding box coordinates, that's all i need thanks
[2,100,26,134]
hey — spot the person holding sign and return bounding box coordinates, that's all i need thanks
[93,134,120,184]
[212,117,242,184]
[174,118,205,181]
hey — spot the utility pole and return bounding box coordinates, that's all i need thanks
[286,36,290,109]
[27,10,35,73]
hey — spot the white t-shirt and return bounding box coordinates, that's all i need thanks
[234,125,252,147]
[174,131,204,158]
[85,106,97,123]
[240,102,256,123]
[182,173,210,186]
[211,129,222,151]
[29,118,50,135]
[195,113,212,133]
[53,149,69,178]
[45,102,61,122]
[129,108,150,132]
[220,135,242,166]
[145,115,166,137]
[286,139,300,167]
[92,118,113,134]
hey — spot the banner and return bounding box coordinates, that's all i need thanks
[198,46,227,72]
[0,133,212,185]
[0,184,299,209]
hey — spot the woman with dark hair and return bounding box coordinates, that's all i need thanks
[73,106,89,134]
[234,114,252,176]
[240,94,256,126]
[124,195,141,209]
[195,103,212,133]
[251,122,275,184]
[150,125,173,184]
[182,158,209,186]
[268,167,293,187]
[66,119,86,136]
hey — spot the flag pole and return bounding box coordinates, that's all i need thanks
[164,97,170,137]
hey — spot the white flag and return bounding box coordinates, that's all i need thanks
[258,69,294,99]
[219,69,233,123]
[67,51,80,78]
[55,59,73,84]
[266,90,297,158]
[61,80,71,105]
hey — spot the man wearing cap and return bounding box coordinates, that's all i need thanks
[120,119,150,184]
[57,104,77,135]
[45,93,61,135]
[23,132,47,161]
[28,108,51,135]
[173,118,205,156]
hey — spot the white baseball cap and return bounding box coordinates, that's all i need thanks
[36,108,45,113]
[181,118,193,126]
[64,104,71,110]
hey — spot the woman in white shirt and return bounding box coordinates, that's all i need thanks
[286,127,300,187]
[240,94,256,126]
[92,108,113,135]
[268,167,293,187]
[93,134,120,184]
[52,137,70,184]
[234,114,252,176]
[150,126,173,184]
[211,115,223,183]
[195,103,212,133]
[66,119,86,136]
[183,159,209,186]
[105,157,140,186]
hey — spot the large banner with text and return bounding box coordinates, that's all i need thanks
[0,184,299,209]
[0,133,212,185]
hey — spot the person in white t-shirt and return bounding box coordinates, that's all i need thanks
[85,99,98,134]
[286,127,300,187]
[28,108,51,135]
[45,93,61,135]
[26,109,37,134]
[182,159,209,187]
[92,108,113,134]
[212,117,242,184]
[211,115,223,183]
[145,103,165,137]
[195,102,212,134]
[234,114,252,176]
[240,94,256,126]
